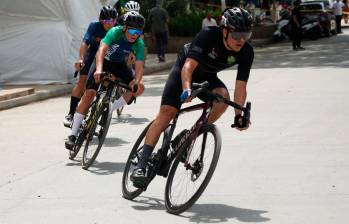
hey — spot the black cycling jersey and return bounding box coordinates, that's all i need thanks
[161,26,254,109]
[177,26,254,82]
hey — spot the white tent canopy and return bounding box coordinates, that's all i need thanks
[0,0,101,85]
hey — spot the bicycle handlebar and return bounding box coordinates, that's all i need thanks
[101,72,133,92]
[74,70,79,78]
[191,81,251,128]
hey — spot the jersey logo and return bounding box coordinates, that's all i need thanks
[208,48,218,59]
[95,37,102,42]
[106,44,120,59]
[227,56,236,65]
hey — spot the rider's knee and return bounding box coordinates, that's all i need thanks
[76,76,87,88]
[156,106,177,122]
[213,88,230,100]
[83,89,96,99]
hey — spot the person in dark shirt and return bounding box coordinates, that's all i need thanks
[148,1,169,62]
[130,7,254,187]
[63,6,117,127]
[290,0,305,50]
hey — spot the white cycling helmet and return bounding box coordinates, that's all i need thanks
[124,1,140,12]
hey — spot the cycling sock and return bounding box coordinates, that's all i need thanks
[136,144,154,169]
[112,96,127,111]
[69,96,80,115]
[71,113,84,136]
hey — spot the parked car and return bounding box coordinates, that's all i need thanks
[300,1,337,37]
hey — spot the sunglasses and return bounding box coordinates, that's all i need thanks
[102,19,116,25]
[127,28,143,36]
[230,31,252,41]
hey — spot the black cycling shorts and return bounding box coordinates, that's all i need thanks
[161,65,227,110]
[86,59,134,91]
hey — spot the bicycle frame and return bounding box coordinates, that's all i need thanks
[153,101,214,177]
[84,77,125,132]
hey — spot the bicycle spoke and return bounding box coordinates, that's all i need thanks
[168,132,215,206]
[165,125,223,215]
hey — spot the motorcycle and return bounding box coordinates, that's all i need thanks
[273,10,321,42]
[273,10,291,42]
[301,17,321,40]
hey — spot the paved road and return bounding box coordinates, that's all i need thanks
[1,31,349,224]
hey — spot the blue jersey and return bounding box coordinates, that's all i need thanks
[82,21,107,64]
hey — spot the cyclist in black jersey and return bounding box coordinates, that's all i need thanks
[130,7,255,185]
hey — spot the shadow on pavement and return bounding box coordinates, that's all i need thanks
[111,114,150,125]
[87,161,126,175]
[131,196,270,223]
[65,161,126,175]
[185,204,270,223]
[102,136,130,148]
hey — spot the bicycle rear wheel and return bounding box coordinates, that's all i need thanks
[81,101,112,169]
[164,124,221,214]
[122,122,153,199]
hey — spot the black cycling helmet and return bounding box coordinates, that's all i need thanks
[99,5,118,20]
[123,11,145,29]
[220,7,253,32]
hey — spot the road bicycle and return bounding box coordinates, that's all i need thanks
[68,72,131,169]
[122,81,251,214]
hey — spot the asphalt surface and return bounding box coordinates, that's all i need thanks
[1,30,348,224]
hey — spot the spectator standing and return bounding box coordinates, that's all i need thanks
[246,0,256,21]
[202,12,218,28]
[148,0,169,62]
[290,0,304,51]
[333,0,345,33]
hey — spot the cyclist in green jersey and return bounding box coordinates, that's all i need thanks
[65,11,146,150]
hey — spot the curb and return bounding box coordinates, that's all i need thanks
[0,85,74,111]
[0,62,174,111]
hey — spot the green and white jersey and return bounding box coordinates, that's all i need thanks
[102,26,145,62]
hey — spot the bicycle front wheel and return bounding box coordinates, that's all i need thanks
[82,101,112,169]
[69,128,86,160]
[164,124,222,214]
[122,121,154,199]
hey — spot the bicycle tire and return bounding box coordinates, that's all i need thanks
[68,128,86,160]
[122,121,153,200]
[164,124,221,215]
[69,105,94,160]
[81,101,113,169]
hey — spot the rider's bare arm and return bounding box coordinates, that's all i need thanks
[134,60,144,84]
[181,58,198,91]
[95,42,109,73]
[79,42,88,61]
[75,42,89,70]
[234,80,247,116]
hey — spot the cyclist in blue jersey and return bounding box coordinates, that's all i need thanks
[63,6,117,128]
[65,11,146,150]
[130,7,254,187]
